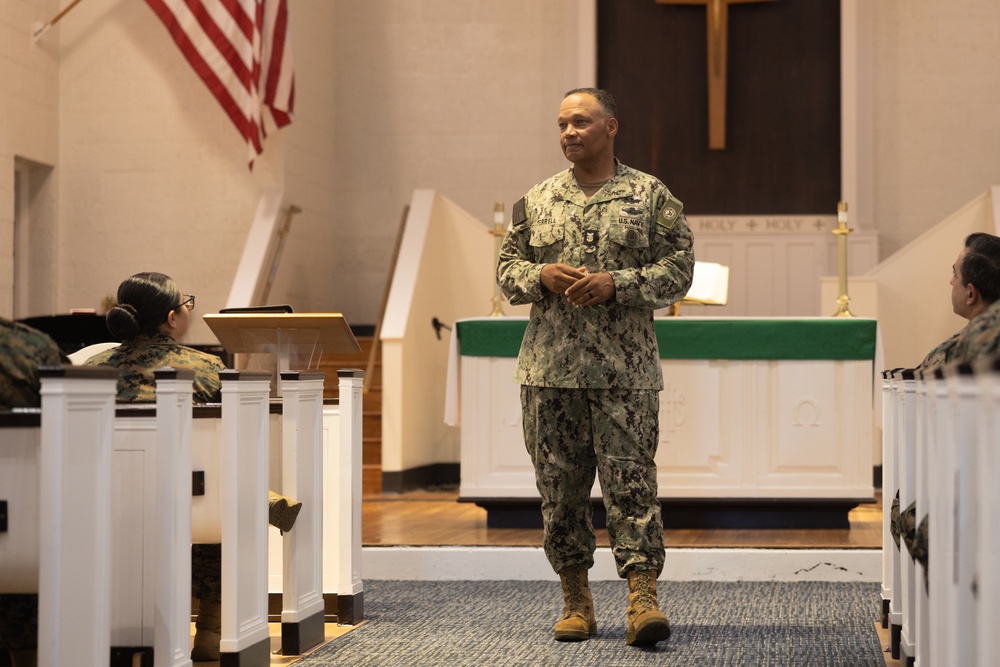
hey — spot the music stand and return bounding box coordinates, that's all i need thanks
[203,313,360,397]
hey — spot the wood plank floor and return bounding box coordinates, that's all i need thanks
[362,488,883,549]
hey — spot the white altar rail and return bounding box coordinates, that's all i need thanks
[0,365,118,667]
[881,362,1000,666]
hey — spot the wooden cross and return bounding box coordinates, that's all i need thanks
[656,0,775,150]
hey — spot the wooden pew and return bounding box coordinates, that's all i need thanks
[887,369,915,662]
[326,369,365,625]
[266,368,366,629]
[111,370,273,666]
[153,368,196,667]
[926,366,956,667]
[0,365,119,667]
[973,357,1000,667]
[273,371,325,655]
[879,370,897,631]
[112,368,337,665]
[885,360,1000,667]
[944,363,978,667]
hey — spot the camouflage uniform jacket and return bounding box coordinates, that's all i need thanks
[917,330,962,370]
[0,317,64,408]
[83,332,224,403]
[949,298,1000,363]
[497,161,694,389]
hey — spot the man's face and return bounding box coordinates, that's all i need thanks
[950,246,972,317]
[558,93,617,165]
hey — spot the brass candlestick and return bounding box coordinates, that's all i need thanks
[832,201,854,317]
[489,202,506,316]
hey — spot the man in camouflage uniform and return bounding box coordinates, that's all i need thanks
[916,232,1000,370]
[0,318,64,667]
[0,317,64,408]
[947,294,1000,362]
[497,88,694,647]
[896,233,1000,591]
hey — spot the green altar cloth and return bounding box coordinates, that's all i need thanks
[456,317,877,361]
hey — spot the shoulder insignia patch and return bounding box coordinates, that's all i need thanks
[512,197,527,225]
[656,195,683,232]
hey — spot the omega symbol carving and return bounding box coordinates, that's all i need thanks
[792,399,821,427]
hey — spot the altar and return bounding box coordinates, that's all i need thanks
[451,317,878,529]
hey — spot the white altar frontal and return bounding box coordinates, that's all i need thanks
[450,317,878,529]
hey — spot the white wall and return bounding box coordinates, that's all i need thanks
[0,0,60,316]
[328,0,594,325]
[872,0,1000,258]
[3,0,1000,334]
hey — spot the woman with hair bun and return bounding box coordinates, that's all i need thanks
[87,271,224,402]
[85,271,300,662]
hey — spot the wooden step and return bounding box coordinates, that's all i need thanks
[316,334,382,496]
[362,438,381,466]
[363,464,382,495]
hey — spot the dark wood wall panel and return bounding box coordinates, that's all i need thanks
[597,0,840,214]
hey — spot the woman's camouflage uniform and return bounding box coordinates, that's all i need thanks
[84,331,226,601]
[83,332,224,403]
[497,161,694,577]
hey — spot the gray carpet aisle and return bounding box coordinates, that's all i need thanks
[300,580,884,666]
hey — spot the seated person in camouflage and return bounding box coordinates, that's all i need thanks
[0,317,66,408]
[917,232,1000,369]
[947,296,1000,364]
[894,233,1000,589]
[83,272,301,662]
[0,319,65,667]
[84,272,225,402]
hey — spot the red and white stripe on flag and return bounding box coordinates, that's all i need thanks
[145,0,295,167]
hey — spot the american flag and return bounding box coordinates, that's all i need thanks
[145,0,295,167]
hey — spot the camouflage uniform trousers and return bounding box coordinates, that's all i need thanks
[192,543,222,602]
[0,595,36,652]
[521,385,665,578]
[0,546,221,654]
[897,501,929,593]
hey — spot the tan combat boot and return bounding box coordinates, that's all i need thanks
[190,599,221,662]
[554,567,597,641]
[625,569,671,646]
[268,490,303,533]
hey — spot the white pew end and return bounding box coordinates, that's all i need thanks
[38,365,119,667]
[327,369,364,625]
[275,371,326,655]
[893,369,917,663]
[153,368,195,667]
[218,370,273,665]
[879,369,899,630]
[974,357,1000,667]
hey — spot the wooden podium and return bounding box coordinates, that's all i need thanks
[203,313,360,396]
